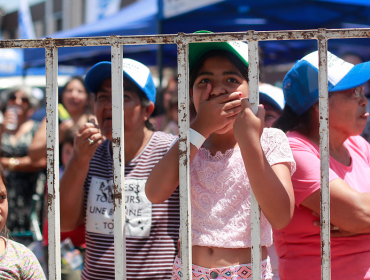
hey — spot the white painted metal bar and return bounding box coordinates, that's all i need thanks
[111,38,126,280]
[317,33,331,280]
[3,28,370,50]
[247,39,262,280]
[177,38,192,280]
[45,46,61,280]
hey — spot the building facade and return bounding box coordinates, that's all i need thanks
[0,0,137,39]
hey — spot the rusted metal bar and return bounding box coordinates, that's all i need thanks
[111,37,126,280]
[0,28,370,49]
[177,36,192,280]
[45,46,61,280]
[247,38,262,280]
[318,30,331,280]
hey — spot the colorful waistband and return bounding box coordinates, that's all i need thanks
[172,256,273,280]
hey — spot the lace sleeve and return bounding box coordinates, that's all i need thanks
[261,128,296,175]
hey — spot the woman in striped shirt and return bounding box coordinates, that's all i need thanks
[59,58,180,280]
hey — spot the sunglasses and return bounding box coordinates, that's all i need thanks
[343,86,366,98]
[9,95,29,103]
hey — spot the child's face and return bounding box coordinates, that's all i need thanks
[191,56,249,112]
[0,178,8,233]
[61,142,74,168]
[263,103,282,128]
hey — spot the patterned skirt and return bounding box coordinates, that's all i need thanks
[172,256,273,280]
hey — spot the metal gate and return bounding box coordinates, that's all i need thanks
[1,27,368,280]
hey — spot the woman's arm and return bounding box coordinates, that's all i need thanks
[145,140,199,204]
[60,122,104,231]
[239,145,294,230]
[234,99,295,230]
[28,117,47,162]
[302,179,370,234]
[0,156,46,172]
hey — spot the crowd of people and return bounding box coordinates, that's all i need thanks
[0,32,369,280]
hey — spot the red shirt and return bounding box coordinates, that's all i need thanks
[273,131,370,280]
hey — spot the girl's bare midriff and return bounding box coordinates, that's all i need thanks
[179,245,268,268]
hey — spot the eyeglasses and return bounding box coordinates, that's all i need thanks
[343,86,366,98]
[9,95,29,103]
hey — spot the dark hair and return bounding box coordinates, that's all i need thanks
[272,104,315,134]
[273,89,336,134]
[0,164,8,239]
[189,49,249,88]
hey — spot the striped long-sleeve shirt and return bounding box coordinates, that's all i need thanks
[82,132,180,280]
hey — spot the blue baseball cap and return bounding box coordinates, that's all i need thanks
[85,58,156,103]
[259,83,285,111]
[283,51,370,115]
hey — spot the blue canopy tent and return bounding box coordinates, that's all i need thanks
[0,48,86,78]
[24,0,160,68]
[159,0,370,65]
[24,0,370,68]
[0,49,24,77]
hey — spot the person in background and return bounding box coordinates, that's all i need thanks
[341,52,370,144]
[163,94,179,135]
[151,75,178,132]
[0,86,46,246]
[258,83,285,280]
[273,50,370,280]
[0,164,46,279]
[28,76,94,162]
[259,83,285,128]
[151,75,196,135]
[60,58,180,279]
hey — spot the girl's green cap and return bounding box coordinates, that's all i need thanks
[189,30,249,71]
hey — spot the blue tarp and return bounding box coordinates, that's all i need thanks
[24,0,159,68]
[0,49,24,76]
[24,0,370,68]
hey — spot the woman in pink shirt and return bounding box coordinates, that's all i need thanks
[273,51,370,280]
[146,31,296,280]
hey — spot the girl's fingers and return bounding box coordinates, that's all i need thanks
[256,104,266,120]
[240,97,252,110]
[217,91,242,104]
[224,105,242,117]
[223,99,242,111]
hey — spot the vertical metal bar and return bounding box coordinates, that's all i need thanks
[111,38,126,280]
[247,38,262,280]
[45,46,61,280]
[318,32,331,280]
[177,38,192,280]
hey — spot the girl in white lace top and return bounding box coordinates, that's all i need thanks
[146,31,296,280]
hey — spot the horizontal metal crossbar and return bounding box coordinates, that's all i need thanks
[0,28,369,48]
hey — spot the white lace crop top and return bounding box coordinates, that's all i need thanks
[190,128,296,248]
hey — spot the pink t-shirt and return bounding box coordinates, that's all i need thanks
[191,128,296,248]
[273,131,370,280]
